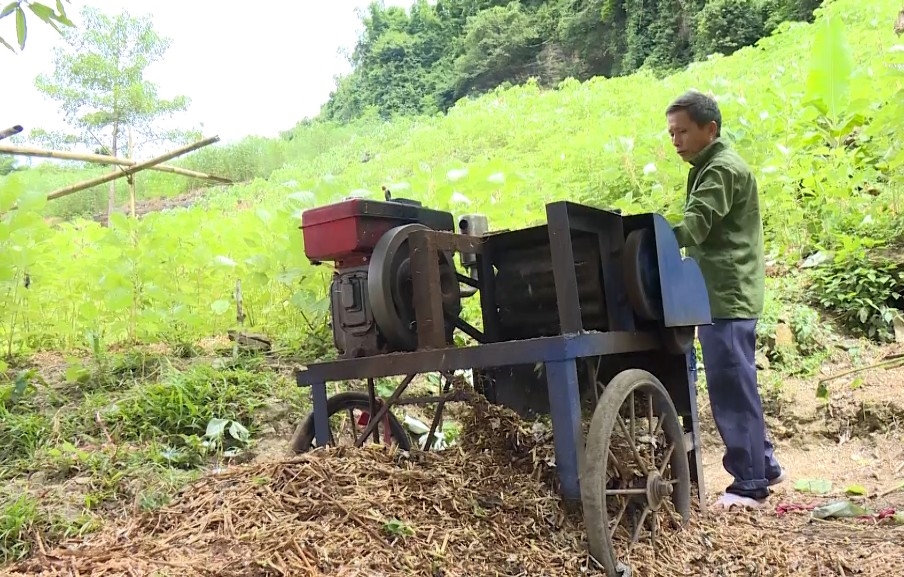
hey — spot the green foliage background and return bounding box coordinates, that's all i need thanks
[319,0,824,122]
[2,0,904,356]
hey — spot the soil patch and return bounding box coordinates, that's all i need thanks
[90,187,216,223]
[697,343,904,446]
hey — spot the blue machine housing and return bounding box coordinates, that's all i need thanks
[653,213,712,328]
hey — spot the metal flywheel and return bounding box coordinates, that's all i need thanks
[368,224,462,351]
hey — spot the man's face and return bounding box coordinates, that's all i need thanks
[667,109,717,162]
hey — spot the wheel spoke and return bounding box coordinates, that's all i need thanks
[629,507,650,545]
[608,498,630,540]
[582,370,692,576]
[607,448,632,482]
[616,414,648,475]
[658,443,675,476]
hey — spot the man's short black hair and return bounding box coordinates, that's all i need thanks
[666,90,722,136]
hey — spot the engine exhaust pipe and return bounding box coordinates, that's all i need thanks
[458,214,489,297]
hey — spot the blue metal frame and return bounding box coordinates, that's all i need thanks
[295,330,706,504]
[297,331,657,500]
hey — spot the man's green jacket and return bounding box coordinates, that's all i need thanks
[672,138,765,320]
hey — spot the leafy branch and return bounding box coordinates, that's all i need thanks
[0,0,73,53]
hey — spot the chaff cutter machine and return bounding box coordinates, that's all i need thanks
[291,192,711,576]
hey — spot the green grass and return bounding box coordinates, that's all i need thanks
[0,345,309,564]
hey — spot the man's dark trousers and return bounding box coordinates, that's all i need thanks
[697,318,782,500]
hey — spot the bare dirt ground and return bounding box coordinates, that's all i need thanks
[701,343,904,504]
[88,185,245,222]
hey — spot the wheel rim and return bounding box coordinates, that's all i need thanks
[325,403,394,447]
[581,369,691,576]
[291,392,411,454]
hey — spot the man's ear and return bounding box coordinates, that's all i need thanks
[707,121,719,139]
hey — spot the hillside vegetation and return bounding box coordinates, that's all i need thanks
[320,0,824,121]
[1,0,902,357]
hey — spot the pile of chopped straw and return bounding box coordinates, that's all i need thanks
[6,397,902,576]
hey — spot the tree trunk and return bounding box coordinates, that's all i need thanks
[107,122,119,226]
[128,126,136,217]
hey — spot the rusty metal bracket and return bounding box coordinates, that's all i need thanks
[409,229,486,351]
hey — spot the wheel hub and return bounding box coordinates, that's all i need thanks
[645,472,673,510]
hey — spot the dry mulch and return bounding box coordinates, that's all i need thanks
[4,398,903,576]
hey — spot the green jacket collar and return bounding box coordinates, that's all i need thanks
[689,137,726,167]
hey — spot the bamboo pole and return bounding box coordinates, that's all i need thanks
[45,136,220,202]
[0,125,23,141]
[0,142,232,183]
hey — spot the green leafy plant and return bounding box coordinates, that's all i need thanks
[808,233,904,341]
[201,417,250,458]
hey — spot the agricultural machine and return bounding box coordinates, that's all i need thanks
[290,189,711,576]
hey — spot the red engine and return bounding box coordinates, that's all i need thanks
[301,197,455,267]
[300,195,461,359]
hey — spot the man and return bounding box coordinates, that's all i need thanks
[666,90,785,510]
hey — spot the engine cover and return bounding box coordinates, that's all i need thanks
[301,197,455,267]
[301,196,465,359]
[329,265,385,359]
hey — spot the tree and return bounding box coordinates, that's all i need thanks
[0,154,19,175]
[453,3,545,99]
[0,0,72,53]
[33,6,191,220]
[694,0,766,59]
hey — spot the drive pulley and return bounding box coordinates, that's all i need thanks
[622,227,695,354]
[368,224,462,351]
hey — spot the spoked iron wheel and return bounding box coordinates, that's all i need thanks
[581,369,691,576]
[290,391,412,454]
